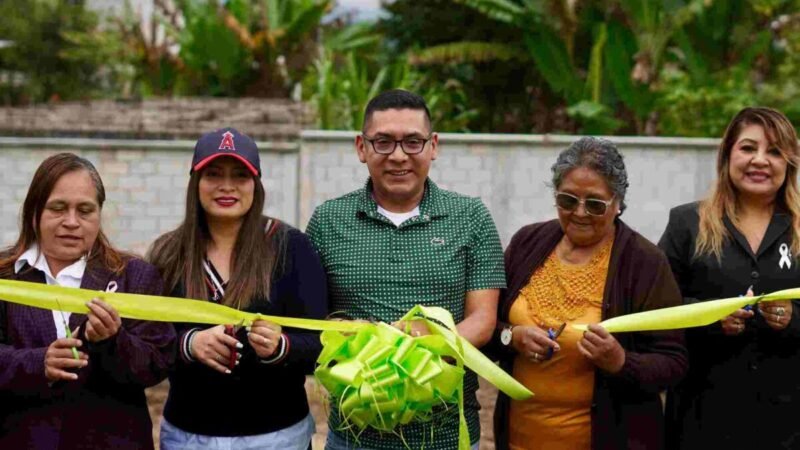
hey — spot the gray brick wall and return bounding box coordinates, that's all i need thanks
[1,133,719,255]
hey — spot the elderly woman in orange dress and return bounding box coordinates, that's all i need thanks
[489,137,687,450]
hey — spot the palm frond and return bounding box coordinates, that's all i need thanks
[410,41,528,65]
[454,0,527,26]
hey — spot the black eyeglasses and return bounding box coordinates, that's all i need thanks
[555,192,615,216]
[362,135,432,155]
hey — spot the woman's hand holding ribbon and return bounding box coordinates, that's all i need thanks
[248,320,282,359]
[85,298,122,342]
[577,324,625,374]
[760,300,792,331]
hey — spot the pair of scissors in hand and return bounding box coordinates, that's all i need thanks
[55,298,79,360]
[224,320,245,371]
[544,322,566,361]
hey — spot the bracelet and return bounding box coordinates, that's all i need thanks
[259,334,288,364]
[185,329,200,362]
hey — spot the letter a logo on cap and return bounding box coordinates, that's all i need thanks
[219,131,236,151]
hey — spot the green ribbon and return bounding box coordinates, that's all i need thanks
[0,279,361,332]
[0,279,533,449]
[573,287,800,332]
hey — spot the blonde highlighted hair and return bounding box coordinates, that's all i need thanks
[696,107,800,261]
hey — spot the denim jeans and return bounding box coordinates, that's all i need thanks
[160,413,314,450]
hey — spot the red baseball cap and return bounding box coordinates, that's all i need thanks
[191,127,261,176]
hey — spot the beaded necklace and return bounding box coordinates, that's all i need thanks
[519,236,614,328]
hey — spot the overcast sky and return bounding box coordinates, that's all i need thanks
[334,0,383,20]
[89,0,386,22]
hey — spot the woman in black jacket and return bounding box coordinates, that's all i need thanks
[659,107,800,449]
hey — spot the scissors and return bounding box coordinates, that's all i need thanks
[544,322,566,361]
[55,298,79,360]
[742,285,755,311]
[223,320,245,371]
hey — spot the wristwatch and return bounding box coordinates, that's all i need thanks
[500,324,515,346]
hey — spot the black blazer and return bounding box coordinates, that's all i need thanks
[659,202,800,449]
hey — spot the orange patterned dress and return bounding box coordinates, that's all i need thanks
[508,238,613,450]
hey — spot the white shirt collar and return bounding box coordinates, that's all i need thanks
[14,243,87,281]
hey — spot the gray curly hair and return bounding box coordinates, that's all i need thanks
[551,137,629,215]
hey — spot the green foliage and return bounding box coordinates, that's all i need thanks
[303,41,478,132]
[390,0,800,136]
[653,0,800,136]
[302,0,491,132]
[656,68,757,137]
[176,0,254,96]
[98,0,332,98]
[8,0,800,137]
[0,0,107,104]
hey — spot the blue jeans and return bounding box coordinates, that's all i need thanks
[160,413,314,450]
[325,430,480,450]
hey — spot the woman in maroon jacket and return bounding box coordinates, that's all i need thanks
[489,137,687,450]
[0,153,175,449]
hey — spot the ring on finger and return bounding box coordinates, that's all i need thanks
[532,352,540,361]
[776,307,786,317]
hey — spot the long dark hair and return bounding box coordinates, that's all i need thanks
[0,153,125,277]
[147,170,287,309]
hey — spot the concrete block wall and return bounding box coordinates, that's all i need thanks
[1,133,719,254]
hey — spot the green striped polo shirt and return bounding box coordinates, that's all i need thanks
[306,178,506,450]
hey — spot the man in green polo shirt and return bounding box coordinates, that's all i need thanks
[306,89,506,450]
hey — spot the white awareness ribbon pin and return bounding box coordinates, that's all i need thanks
[779,243,792,270]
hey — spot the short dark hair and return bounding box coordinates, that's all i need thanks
[362,89,432,132]
[551,137,630,214]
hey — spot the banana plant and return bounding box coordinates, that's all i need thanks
[411,0,721,134]
[114,0,331,97]
[412,0,620,133]
[305,21,477,131]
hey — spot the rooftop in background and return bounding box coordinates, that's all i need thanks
[0,98,313,140]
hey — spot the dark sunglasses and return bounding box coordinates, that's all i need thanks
[555,192,615,216]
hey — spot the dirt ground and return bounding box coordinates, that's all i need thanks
[146,377,499,450]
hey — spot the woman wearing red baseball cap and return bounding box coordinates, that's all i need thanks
[148,128,328,450]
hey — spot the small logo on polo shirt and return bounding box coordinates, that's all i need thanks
[431,237,445,246]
